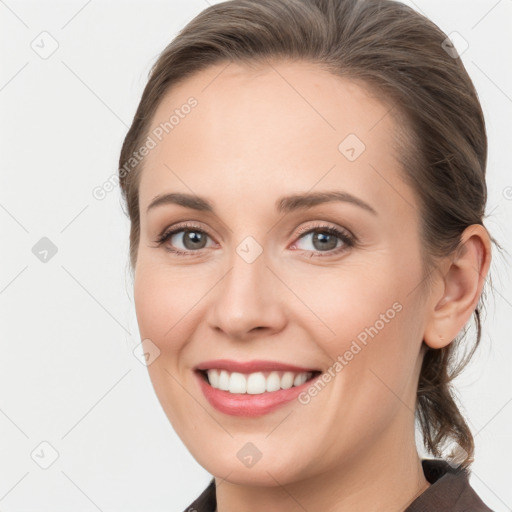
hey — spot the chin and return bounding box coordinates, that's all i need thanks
[187,439,314,487]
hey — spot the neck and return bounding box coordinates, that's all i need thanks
[215,419,430,512]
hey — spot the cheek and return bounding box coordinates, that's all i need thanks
[133,262,213,432]
[280,256,404,345]
[133,261,215,349]
[290,254,424,403]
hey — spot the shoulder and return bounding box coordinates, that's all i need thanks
[405,458,494,512]
[183,477,216,512]
[183,460,494,512]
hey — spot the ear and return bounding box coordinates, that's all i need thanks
[423,224,492,349]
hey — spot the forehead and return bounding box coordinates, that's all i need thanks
[138,60,412,219]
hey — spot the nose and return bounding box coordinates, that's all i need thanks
[206,247,287,341]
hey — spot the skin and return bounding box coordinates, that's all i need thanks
[132,60,491,512]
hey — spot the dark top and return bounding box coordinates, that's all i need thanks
[183,459,494,511]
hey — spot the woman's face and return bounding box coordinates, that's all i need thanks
[134,60,431,485]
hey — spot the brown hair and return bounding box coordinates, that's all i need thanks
[118,0,500,470]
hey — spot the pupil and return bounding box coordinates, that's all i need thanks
[314,232,337,251]
[184,231,205,249]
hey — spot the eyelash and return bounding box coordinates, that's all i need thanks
[154,221,356,258]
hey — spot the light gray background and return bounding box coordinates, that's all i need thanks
[1,0,511,511]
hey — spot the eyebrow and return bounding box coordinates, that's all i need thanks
[146,191,377,216]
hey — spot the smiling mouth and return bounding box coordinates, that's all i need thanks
[196,369,322,395]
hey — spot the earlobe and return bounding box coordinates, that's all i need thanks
[423,224,492,350]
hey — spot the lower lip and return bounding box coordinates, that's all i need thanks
[195,370,321,417]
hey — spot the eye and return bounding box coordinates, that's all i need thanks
[154,221,356,258]
[290,223,355,257]
[154,222,216,256]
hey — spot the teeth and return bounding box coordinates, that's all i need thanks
[266,371,281,392]
[281,371,294,389]
[205,369,314,394]
[218,370,230,391]
[293,372,308,386]
[247,372,266,394]
[229,372,247,393]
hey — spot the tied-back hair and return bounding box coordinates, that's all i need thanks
[118,0,501,470]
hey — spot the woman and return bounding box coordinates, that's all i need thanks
[118,0,498,510]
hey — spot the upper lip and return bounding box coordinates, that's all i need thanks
[194,359,321,374]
